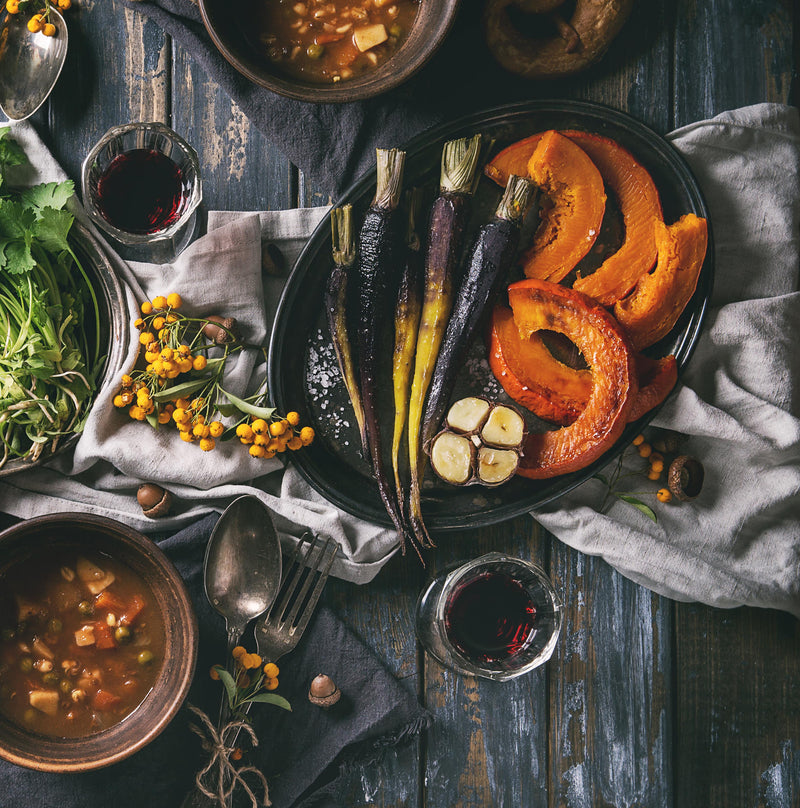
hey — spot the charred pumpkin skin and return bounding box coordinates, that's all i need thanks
[485,129,664,306]
[489,304,591,426]
[614,213,709,350]
[628,353,678,422]
[520,130,607,283]
[508,279,637,479]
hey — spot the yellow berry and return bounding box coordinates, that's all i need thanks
[269,421,286,437]
[157,410,172,425]
[264,677,279,691]
[299,426,315,446]
[27,14,43,32]
[245,653,262,670]
[232,646,247,660]
[113,395,125,408]
[263,448,277,460]
[158,328,169,342]
[140,301,153,315]
[166,293,182,309]
[638,443,652,459]
[209,421,224,438]
[199,437,215,452]
[194,414,206,425]
[58,0,71,8]
[251,419,268,435]
[5,0,20,13]
[193,423,210,439]
[152,316,166,331]
[236,423,254,440]
[159,347,173,361]
[209,666,220,681]
[657,488,672,503]
[650,459,664,473]
[175,398,190,410]
[647,469,661,481]
[180,431,194,442]
[120,391,134,406]
[192,355,207,371]
[177,345,191,358]
[178,358,193,373]
[128,405,146,421]
[287,435,303,451]
[191,398,205,411]
[172,408,189,423]
[152,295,167,310]
[133,318,144,330]
[286,411,301,426]
[139,331,155,346]
[42,22,56,36]
[262,662,279,678]
[121,374,133,387]
[249,444,266,458]
[167,313,180,323]
[230,748,243,761]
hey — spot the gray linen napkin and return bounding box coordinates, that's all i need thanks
[534,103,800,617]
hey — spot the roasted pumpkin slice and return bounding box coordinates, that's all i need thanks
[628,353,678,421]
[508,279,637,479]
[484,132,545,187]
[520,130,607,283]
[489,304,590,426]
[563,131,663,305]
[614,213,708,350]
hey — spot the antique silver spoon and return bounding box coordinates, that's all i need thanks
[0,8,68,121]
[203,495,283,712]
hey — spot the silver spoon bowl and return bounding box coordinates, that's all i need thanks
[0,8,68,121]
[203,495,283,673]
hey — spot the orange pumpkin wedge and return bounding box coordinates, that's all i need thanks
[614,213,708,350]
[520,130,607,283]
[489,304,591,426]
[508,279,637,479]
[486,130,664,306]
[563,131,663,305]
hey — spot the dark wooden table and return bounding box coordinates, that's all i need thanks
[22,1,800,805]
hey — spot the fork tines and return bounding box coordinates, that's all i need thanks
[267,532,337,637]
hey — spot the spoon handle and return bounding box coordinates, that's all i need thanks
[218,624,243,726]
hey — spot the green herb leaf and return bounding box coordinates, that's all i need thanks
[33,206,74,254]
[152,378,208,402]
[214,667,239,710]
[219,387,276,420]
[20,181,75,213]
[0,129,27,185]
[244,693,292,711]
[616,494,658,523]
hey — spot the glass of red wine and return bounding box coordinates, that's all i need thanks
[415,552,562,680]
[81,122,202,262]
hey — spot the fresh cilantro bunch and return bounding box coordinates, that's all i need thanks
[0,128,102,468]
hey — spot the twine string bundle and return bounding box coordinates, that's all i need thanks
[188,704,271,808]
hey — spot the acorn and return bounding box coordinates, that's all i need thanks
[201,315,239,345]
[308,674,341,708]
[667,455,704,501]
[137,484,173,519]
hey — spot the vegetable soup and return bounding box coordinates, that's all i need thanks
[248,0,420,84]
[0,549,165,738]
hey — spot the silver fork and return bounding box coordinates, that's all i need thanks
[227,532,338,746]
[255,531,338,663]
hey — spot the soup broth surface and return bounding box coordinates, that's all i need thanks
[0,547,165,738]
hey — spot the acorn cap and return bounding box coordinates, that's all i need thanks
[667,456,704,501]
[137,484,173,518]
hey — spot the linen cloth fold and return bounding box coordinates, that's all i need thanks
[0,516,428,808]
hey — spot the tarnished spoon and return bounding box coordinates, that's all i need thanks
[0,8,68,121]
[203,495,282,696]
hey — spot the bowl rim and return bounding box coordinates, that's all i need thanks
[197,0,462,103]
[0,512,198,772]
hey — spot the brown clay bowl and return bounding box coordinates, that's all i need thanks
[0,513,197,772]
[198,0,461,103]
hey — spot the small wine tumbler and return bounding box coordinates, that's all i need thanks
[415,552,563,681]
[81,122,202,263]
